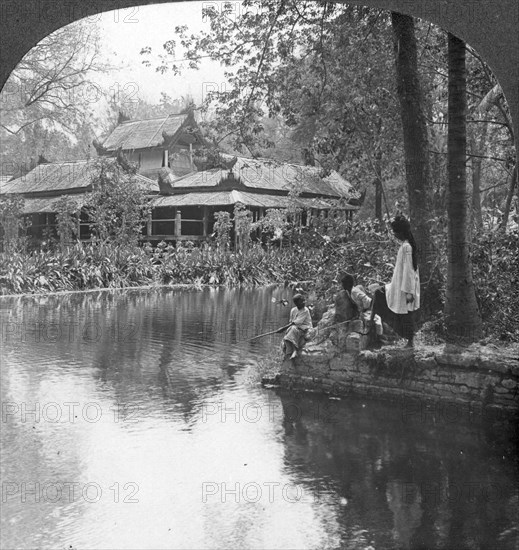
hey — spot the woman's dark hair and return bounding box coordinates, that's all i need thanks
[341,273,354,293]
[390,215,418,271]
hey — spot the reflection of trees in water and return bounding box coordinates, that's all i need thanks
[86,287,289,420]
[4,287,290,424]
[277,392,518,549]
[146,287,290,419]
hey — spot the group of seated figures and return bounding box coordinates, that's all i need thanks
[280,273,401,361]
[281,216,421,358]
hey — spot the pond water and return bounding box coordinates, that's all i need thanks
[1,287,517,550]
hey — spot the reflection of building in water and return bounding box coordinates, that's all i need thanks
[386,480,423,549]
[2,287,290,427]
[82,287,289,419]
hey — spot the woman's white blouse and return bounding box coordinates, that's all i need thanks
[385,241,420,314]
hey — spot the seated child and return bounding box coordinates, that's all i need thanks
[334,273,359,323]
[279,294,313,359]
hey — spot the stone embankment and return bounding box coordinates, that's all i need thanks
[262,310,519,417]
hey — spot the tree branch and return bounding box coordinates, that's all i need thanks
[428,149,508,163]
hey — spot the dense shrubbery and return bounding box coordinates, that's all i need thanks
[0,217,517,342]
[0,240,311,293]
[471,228,519,341]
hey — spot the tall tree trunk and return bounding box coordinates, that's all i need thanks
[471,156,483,226]
[500,163,518,231]
[470,122,488,228]
[374,148,383,222]
[375,178,383,221]
[391,12,442,317]
[445,33,482,342]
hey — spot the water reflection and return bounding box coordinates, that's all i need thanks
[1,288,517,549]
[276,392,518,549]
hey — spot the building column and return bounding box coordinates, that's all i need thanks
[175,209,182,237]
[234,210,238,250]
[146,211,152,237]
[202,206,208,237]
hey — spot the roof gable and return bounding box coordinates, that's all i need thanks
[101,113,191,151]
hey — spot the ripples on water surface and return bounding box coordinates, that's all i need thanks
[1,287,517,549]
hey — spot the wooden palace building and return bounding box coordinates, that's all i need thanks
[146,154,359,242]
[0,112,360,244]
[93,110,207,180]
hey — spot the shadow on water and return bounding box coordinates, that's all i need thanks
[276,390,519,549]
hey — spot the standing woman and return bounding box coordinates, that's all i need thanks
[369,215,420,347]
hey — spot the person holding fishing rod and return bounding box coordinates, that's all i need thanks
[276,294,313,360]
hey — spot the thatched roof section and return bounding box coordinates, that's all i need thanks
[151,190,350,210]
[167,155,357,199]
[0,159,159,197]
[99,112,201,152]
[1,161,95,195]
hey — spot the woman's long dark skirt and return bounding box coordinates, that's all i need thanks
[372,287,416,340]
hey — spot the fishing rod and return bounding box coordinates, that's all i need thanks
[246,323,293,342]
[312,318,372,336]
[245,317,373,344]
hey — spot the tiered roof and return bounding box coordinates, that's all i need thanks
[151,155,359,210]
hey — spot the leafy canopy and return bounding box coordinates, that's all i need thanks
[141,1,402,184]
